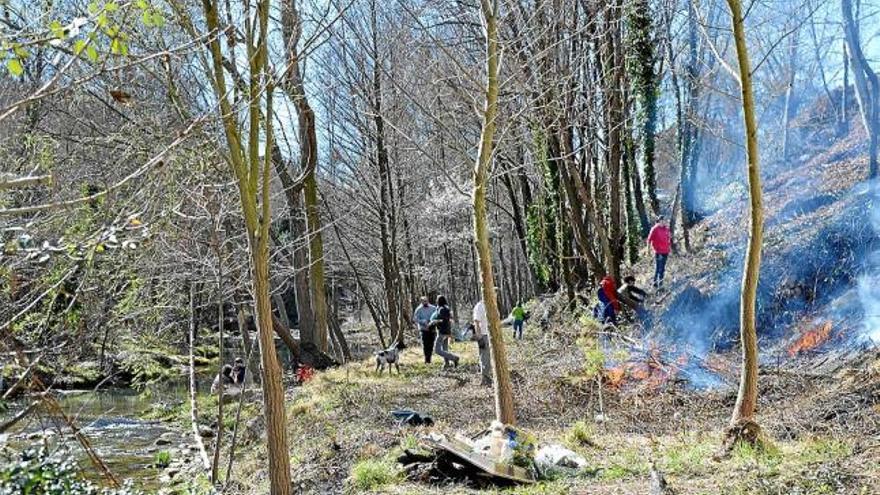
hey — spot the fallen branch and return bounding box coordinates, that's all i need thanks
[0,174,52,190]
[0,401,38,434]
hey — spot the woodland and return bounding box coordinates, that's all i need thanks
[1,0,880,494]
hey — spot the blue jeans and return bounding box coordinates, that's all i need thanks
[654,254,668,286]
[513,320,524,339]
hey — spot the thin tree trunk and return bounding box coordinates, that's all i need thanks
[727,0,763,440]
[189,284,212,472]
[210,228,225,484]
[474,0,515,425]
[842,0,880,178]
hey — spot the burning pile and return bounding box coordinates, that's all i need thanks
[787,321,834,357]
[603,346,689,391]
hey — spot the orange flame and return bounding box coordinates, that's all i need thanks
[787,321,833,357]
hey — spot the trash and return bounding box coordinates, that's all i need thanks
[400,423,537,486]
[534,444,588,471]
[391,409,434,427]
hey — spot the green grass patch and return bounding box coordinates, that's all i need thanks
[564,421,595,449]
[350,458,401,492]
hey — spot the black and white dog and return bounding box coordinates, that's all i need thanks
[375,341,406,374]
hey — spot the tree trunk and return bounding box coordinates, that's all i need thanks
[281,0,328,352]
[473,0,515,425]
[727,0,763,438]
[841,0,880,178]
[781,31,799,162]
[605,0,624,281]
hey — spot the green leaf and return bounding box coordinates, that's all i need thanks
[141,10,152,26]
[88,1,100,14]
[136,0,148,9]
[151,12,165,27]
[13,45,28,58]
[49,20,65,39]
[105,2,119,12]
[6,58,23,77]
[86,45,98,63]
[73,39,87,55]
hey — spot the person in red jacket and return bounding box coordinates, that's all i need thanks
[596,275,621,324]
[647,216,671,288]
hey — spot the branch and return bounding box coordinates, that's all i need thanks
[0,174,52,190]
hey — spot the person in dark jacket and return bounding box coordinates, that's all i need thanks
[618,275,649,321]
[428,295,459,369]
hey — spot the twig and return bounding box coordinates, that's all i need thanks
[224,329,258,488]
[189,283,212,472]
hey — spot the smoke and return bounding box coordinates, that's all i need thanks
[856,181,880,343]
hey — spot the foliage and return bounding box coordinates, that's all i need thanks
[0,445,143,495]
[152,451,171,469]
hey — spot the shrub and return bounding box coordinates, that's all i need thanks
[0,445,143,494]
[153,451,172,468]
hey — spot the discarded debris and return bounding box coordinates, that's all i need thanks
[534,443,587,472]
[391,409,434,427]
[398,424,538,487]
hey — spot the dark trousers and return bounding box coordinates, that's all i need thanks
[420,330,436,363]
[654,254,668,286]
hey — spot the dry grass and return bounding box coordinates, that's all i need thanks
[226,303,880,494]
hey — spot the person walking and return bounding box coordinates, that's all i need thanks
[429,295,459,369]
[647,215,672,288]
[412,296,437,363]
[472,299,493,386]
[510,302,526,340]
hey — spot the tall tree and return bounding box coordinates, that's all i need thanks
[281,0,329,352]
[473,0,515,425]
[841,0,880,178]
[625,0,660,219]
[199,0,291,491]
[725,0,764,447]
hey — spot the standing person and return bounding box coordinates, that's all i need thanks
[412,296,437,363]
[510,302,526,340]
[429,295,459,369]
[647,215,672,288]
[472,299,493,386]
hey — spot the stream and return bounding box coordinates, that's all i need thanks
[0,378,205,491]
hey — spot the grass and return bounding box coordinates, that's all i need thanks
[153,450,172,468]
[221,300,877,495]
[563,420,595,449]
[350,457,401,492]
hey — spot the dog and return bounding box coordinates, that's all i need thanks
[375,341,405,375]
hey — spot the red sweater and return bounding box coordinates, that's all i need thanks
[600,276,621,311]
[648,224,671,255]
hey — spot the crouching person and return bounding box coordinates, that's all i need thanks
[617,275,649,321]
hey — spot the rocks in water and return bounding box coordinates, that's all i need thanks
[154,432,177,446]
[198,425,215,438]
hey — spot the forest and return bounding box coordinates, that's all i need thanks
[1,0,879,493]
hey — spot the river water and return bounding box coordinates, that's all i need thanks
[0,379,201,491]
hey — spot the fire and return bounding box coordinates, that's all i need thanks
[787,321,833,357]
[603,358,673,390]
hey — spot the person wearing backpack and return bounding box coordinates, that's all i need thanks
[428,295,459,369]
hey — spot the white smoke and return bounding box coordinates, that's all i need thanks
[856,182,880,343]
